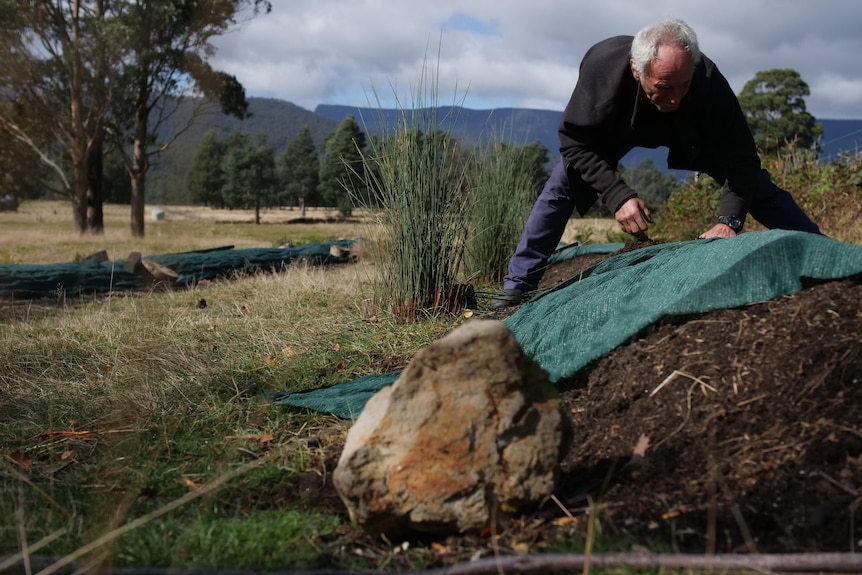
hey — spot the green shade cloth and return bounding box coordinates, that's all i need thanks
[547,241,626,265]
[267,371,403,421]
[0,240,355,298]
[273,230,862,419]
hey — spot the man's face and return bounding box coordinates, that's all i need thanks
[631,44,694,113]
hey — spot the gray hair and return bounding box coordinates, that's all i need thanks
[630,19,701,76]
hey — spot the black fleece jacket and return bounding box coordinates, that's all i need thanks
[558,35,760,220]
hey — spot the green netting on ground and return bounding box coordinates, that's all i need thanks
[0,240,354,298]
[267,371,403,421]
[546,241,625,265]
[508,230,862,383]
[273,230,862,419]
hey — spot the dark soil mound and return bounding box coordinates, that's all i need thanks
[318,241,862,563]
[543,248,862,555]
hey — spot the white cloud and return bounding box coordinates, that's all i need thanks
[211,0,862,118]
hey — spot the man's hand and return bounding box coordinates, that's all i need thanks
[698,223,738,239]
[615,197,652,240]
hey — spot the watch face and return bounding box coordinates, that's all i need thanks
[719,216,741,231]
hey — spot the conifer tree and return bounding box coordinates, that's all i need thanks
[738,68,823,156]
[186,130,226,207]
[318,115,366,216]
[221,133,276,223]
[276,126,320,215]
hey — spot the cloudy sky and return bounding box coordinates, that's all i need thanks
[211,0,862,121]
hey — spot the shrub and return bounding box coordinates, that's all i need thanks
[652,148,862,243]
[354,63,472,321]
[651,173,721,241]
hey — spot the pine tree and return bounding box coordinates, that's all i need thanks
[737,68,823,156]
[221,133,276,223]
[276,125,320,215]
[318,115,366,217]
[186,130,226,207]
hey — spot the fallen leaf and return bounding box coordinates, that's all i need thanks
[554,516,579,526]
[225,433,275,444]
[282,347,295,357]
[9,451,32,471]
[431,542,452,555]
[262,354,280,367]
[61,449,75,460]
[511,542,530,555]
[181,476,202,490]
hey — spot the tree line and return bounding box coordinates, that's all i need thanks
[0,0,825,238]
[185,115,551,222]
[0,0,271,237]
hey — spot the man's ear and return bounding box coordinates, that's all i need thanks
[630,59,640,81]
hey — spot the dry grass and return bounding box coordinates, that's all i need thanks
[561,217,621,245]
[0,246,457,570]
[0,201,370,264]
[0,199,617,571]
[0,200,619,265]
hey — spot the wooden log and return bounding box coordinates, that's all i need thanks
[140,259,179,283]
[123,251,142,273]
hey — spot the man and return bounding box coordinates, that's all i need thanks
[490,19,821,311]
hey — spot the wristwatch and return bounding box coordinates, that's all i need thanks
[717,215,743,233]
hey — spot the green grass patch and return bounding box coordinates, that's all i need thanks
[113,509,343,570]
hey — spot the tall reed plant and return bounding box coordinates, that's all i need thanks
[354,59,472,321]
[466,140,537,284]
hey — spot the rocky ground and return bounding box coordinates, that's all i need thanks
[315,240,862,567]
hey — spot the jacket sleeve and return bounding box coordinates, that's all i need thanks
[558,43,637,215]
[702,69,761,220]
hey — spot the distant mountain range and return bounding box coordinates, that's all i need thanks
[148,97,862,202]
[314,104,862,174]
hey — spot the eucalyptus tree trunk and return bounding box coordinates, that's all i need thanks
[129,71,150,238]
[68,0,90,235]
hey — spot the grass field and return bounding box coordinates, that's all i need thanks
[4,193,859,572]
[0,200,629,572]
[0,200,619,265]
[0,201,369,265]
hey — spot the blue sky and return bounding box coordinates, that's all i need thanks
[211,0,862,119]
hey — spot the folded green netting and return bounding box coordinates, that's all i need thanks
[546,241,625,265]
[273,230,862,419]
[0,240,354,298]
[267,372,402,420]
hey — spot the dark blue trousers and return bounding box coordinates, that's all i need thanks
[502,159,822,291]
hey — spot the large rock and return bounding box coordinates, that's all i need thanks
[333,320,573,537]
